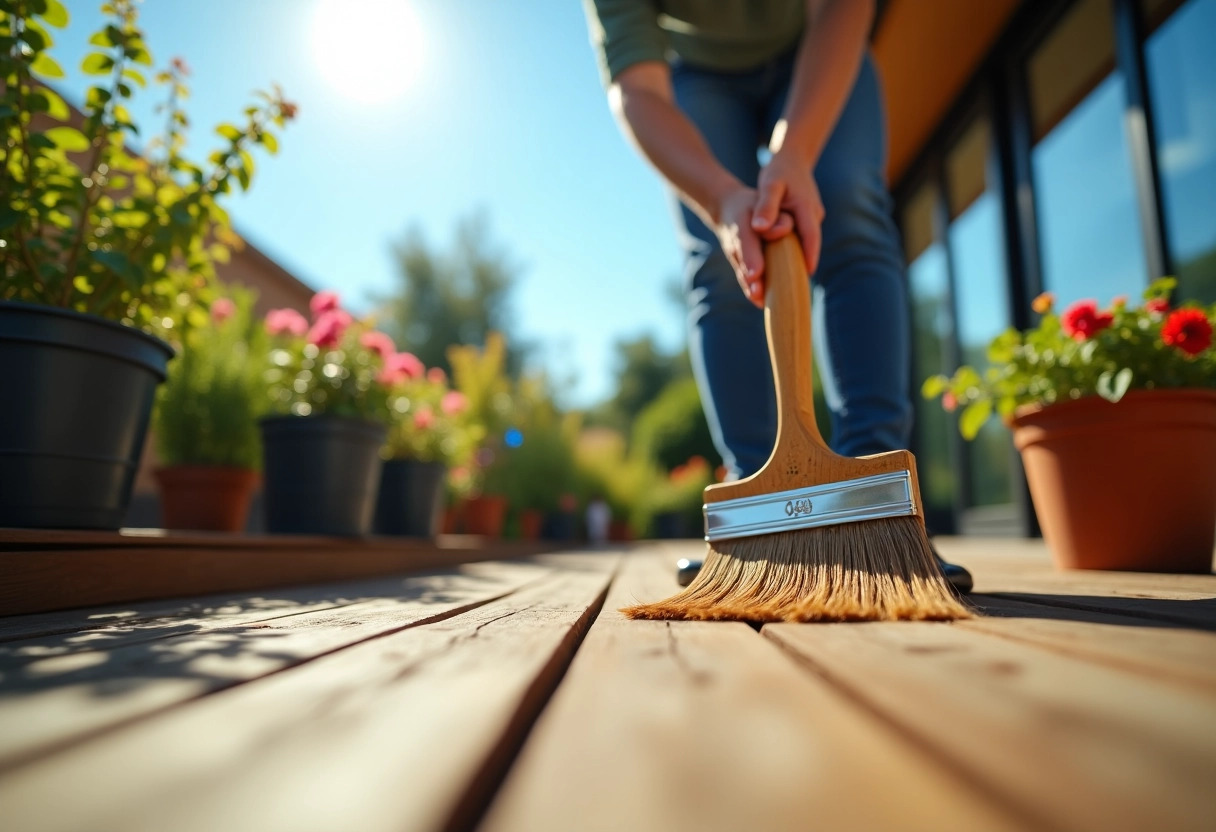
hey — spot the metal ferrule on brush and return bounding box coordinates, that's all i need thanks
[703,471,917,542]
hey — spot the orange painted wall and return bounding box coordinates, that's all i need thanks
[874,0,1023,185]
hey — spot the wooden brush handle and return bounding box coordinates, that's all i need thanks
[704,233,921,504]
[764,234,830,452]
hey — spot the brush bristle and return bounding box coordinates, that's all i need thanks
[624,515,973,622]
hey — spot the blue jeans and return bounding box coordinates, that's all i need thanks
[671,50,912,478]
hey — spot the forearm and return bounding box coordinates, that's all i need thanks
[769,0,875,166]
[609,75,739,227]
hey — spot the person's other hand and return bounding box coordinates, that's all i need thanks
[750,149,825,279]
[714,186,794,308]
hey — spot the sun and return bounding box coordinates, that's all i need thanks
[309,0,425,104]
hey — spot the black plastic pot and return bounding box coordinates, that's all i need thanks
[260,415,386,536]
[543,510,579,541]
[374,459,447,538]
[0,301,174,529]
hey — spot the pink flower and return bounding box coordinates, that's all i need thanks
[359,330,396,358]
[307,309,353,348]
[210,297,235,324]
[376,351,425,386]
[441,391,468,416]
[309,290,341,318]
[427,367,447,384]
[942,391,958,413]
[265,308,308,337]
[413,406,435,430]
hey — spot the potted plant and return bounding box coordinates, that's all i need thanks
[447,333,515,537]
[0,0,293,528]
[260,292,395,536]
[924,279,1216,573]
[646,456,713,539]
[376,361,482,538]
[151,290,266,532]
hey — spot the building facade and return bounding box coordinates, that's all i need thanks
[872,0,1215,535]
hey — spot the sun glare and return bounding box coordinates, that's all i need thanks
[310,0,424,104]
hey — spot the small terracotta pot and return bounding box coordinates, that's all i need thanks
[1010,389,1216,572]
[154,466,259,533]
[517,508,544,541]
[463,495,508,537]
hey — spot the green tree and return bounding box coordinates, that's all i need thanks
[630,377,721,471]
[379,211,525,374]
[591,334,691,431]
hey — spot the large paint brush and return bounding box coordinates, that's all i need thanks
[626,234,971,622]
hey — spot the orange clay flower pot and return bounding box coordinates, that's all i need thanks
[1009,389,1216,573]
[154,466,258,533]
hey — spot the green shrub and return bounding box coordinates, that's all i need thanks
[630,377,721,471]
[154,288,266,468]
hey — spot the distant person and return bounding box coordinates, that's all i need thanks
[586,497,612,545]
[582,0,971,590]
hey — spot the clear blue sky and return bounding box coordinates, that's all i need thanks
[55,0,687,408]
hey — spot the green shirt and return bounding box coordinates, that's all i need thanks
[584,0,805,86]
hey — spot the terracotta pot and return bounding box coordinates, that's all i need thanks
[1010,389,1216,572]
[155,466,258,533]
[517,508,544,541]
[608,520,633,542]
[463,495,508,537]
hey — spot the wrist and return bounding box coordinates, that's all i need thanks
[768,120,818,170]
[699,171,746,226]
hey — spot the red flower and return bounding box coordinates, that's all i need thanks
[1145,298,1170,315]
[1061,300,1114,341]
[307,309,352,348]
[942,391,958,413]
[309,290,341,318]
[1161,309,1212,356]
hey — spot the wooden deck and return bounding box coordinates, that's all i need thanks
[1,537,1214,831]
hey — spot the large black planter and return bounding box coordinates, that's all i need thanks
[0,301,174,529]
[260,415,386,536]
[374,459,446,538]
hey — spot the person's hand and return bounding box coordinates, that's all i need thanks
[713,185,795,308]
[751,149,825,278]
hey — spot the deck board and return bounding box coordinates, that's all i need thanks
[0,560,550,769]
[0,536,1213,832]
[481,545,1027,832]
[0,552,617,832]
[765,620,1216,832]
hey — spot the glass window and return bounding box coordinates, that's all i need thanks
[1144,0,1216,302]
[945,116,1014,508]
[1028,0,1147,308]
[907,234,959,528]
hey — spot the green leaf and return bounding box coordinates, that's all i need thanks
[81,53,114,75]
[88,31,114,48]
[122,67,146,88]
[38,87,69,119]
[215,123,242,141]
[30,52,64,78]
[44,126,90,152]
[920,375,948,399]
[260,131,278,154]
[1097,368,1133,403]
[959,399,992,440]
[41,0,69,27]
[89,249,140,286]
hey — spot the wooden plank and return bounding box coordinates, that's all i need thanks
[0,537,561,616]
[0,564,549,659]
[0,559,552,769]
[766,620,1216,832]
[966,595,1216,694]
[0,553,617,832]
[480,546,1026,832]
[0,572,448,644]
